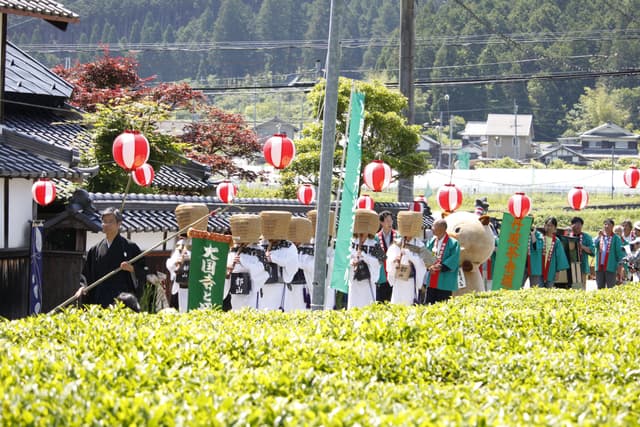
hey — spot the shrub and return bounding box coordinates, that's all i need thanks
[2,285,640,425]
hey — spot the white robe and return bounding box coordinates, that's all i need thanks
[165,238,190,313]
[283,245,314,312]
[260,242,299,310]
[347,238,381,309]
[324,246,336,310]
[225,245,270,310]
[386,238,427,305]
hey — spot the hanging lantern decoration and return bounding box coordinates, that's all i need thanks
[623,165,640,189]
[363,159,392,192]
[31,179,57,206]
[568,186,589,210]
[357,194,375,210]
[409,201,424,213]
[216,180,238,204]
[112,130,150,171]
[436,183,463,213]
[263,134,295,169]
[131,163,155,187]
[508,192,532,219]
[297,184,316,205]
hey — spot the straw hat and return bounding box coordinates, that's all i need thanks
[288,217,313,244]
[307,209,337,237]
[397,211,423,238]
[229,214,262,244]
[175,203,209,232]
[354,209,379,236]
[260,210,292,240]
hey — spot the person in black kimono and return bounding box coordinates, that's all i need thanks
[79,207,147,308]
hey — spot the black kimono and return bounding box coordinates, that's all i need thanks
[82,234,146,308]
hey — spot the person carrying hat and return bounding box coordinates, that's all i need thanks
[78,207,147,308]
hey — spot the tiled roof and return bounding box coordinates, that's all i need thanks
[0,1,79,23]
[5,41,74,97]
[0,142,81,179]
[153,165,212,192]
[4,104,92,152]
[82,193,425,234]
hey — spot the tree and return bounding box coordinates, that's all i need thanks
[564,84,632,135]
[82,100,189,193]
[279,78,430,198]
[181,105,262,181]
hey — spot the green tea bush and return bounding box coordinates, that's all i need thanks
[2,285,640,426]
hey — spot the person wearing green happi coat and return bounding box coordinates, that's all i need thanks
[540,217,570,288]
[524,227,544,287]
[424,219,460,304]
[594,218,626,289]
[568,216,594,288]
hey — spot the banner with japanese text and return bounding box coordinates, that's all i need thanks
[187,230,232,310]
[330,90,365,294]
[492,213,532,290]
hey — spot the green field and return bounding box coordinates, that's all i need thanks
[2,285,640,426]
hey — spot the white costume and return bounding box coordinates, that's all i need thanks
[165,237,190,312]
[386,237,427,305]
[260,240,299,310]
[324,245,336,310]
[347,237,382,309]
[285,244,314,311]
[225,244,270,310]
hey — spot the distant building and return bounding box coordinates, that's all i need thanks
[253,117,298,143]
[417,134,441,167]
[535,145,592,166]
[552,122,640,164]
[485,114,534,160]
[459,121,487,147]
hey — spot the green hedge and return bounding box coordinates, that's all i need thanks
[2,285,640,426]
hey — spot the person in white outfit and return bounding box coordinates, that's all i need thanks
[226,243,270,310]
[165,235,190,312]
[348,209,384,309]
[285,217,314,311]
[386,211,427,305]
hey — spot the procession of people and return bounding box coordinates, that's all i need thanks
[78,199,640,313]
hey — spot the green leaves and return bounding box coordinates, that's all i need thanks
[2,287,640,425]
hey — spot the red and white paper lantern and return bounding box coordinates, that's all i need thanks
[363,160,392,192]
[263,134,295,169]
[31,179,57,206]
[409,201,425,213]
[568,186,589,210]
[112,130,150,171]
[297,184,316,205]
[508,192,532,219]
[216,180,238,204]
[436,183,462,213]
[131,163,155,187]
[357,194,375,210]
[624,166,640,189]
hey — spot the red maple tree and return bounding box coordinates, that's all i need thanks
[53,49,262,182]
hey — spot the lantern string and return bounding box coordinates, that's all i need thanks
[120,175,133,212]
[48,205,234,314]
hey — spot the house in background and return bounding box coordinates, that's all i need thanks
[574,122,639,159]
[417,133,441,167]
[535,145,592,166]
[459,121,487,148]
[253,117,298,143]
[485,114,534,161]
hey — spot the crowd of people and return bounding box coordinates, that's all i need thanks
[76,204,640,313]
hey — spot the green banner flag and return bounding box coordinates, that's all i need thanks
[187,232,232,310]
[492,213,532,290]
[331,90,365,294]
[457,151,470,170]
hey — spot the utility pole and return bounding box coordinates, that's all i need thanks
[311,0,342,310]
[397,0,415,202]
[514,99,519,161]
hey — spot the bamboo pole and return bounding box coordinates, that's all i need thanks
[49,206,230,313]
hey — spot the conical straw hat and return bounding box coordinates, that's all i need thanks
[354,209,379,235]
[229,214,262,244]
[260,210,292,240]
[397,211,423,238]
[175,203,209,232]
[307,209,336,237]
[288,217,313,244]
